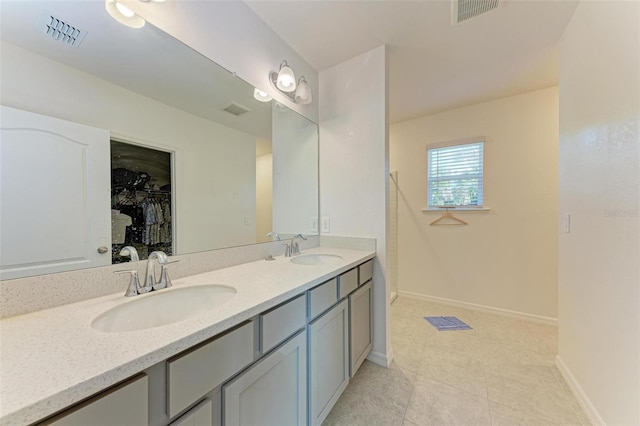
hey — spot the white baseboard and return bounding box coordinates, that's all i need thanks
[555,355,603,426]
[397,290,558,326]
[367,348,393,368]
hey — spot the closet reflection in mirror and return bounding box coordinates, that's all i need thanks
[0,1,318,279]
[111,141,173,262]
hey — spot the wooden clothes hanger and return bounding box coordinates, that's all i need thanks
[430,207,468,226]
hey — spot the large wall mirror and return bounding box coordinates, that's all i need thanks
[0,1,318,279]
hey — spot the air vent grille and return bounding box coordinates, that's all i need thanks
[41,13,86,48]
[222,102,252,116]
[453,0,499,25]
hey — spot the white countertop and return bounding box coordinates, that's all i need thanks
[0,247,374,425]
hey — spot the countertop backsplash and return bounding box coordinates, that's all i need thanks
[0,236,325,319]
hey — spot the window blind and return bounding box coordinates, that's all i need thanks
[427,141,484,208]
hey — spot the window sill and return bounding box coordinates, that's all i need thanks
[422,208,491,213]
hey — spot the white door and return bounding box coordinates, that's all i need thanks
[1,105,111,279]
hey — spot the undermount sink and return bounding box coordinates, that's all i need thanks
[91,284,237,332]
[290,254,343,266]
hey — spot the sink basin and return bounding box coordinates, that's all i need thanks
[91,285,237,332]
[290,254,343,266]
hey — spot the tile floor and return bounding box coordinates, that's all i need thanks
[323,296,591,426]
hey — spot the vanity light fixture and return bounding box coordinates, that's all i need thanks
[105,0,146,29]
[273,61,296,92]
[253,88,272,103]
[269,60,313,105]
[294,76,312,105]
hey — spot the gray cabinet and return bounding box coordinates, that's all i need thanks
[260,294,306,353]
[359,260,373,284]
[35,257,375,426]
[349,281,372,377]
[170,399,213,426]
[44,375,148,426]
[338,268,358,299]
[308,278,338,319]
[166,321,254,418]
[223,331,307,426]
[308,299,349,426]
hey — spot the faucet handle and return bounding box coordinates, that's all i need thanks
[154,260,179,291]
[115,269,140,297]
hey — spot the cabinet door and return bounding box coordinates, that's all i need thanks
[170,399,213,426]
[349,281,372,377]
[223,331,307,426]
[308,299,349,426]
[45,375,147,426]
[0,106,111,280]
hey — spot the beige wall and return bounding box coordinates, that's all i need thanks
[390,87,559,320]
[557,1,640,424]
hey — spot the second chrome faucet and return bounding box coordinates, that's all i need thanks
[115,249,177,297]
[283,234,307,257]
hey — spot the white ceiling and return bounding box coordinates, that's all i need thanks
[245,0,579,123]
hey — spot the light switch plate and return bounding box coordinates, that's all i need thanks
[322,217,331,233]
[562,213,571,233]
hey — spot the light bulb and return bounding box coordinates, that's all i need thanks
[276,61,296,93]
[105,0,146,29]
[115,2,135,17]
[253,88,272,102]
[295,77,312,104]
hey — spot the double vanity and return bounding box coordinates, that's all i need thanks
[0,247,375,426]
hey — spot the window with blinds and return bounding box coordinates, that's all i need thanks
[427,141,484,208]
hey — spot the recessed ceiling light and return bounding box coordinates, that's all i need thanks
[254,88,272,103]
[105,0,146,29]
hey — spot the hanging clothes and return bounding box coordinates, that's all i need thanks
[160,199,171,243]
[111,210,132,244]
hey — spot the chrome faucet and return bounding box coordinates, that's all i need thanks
[266,232,281,241]
[144,251,168,293]
[119,246,139,262]
[290,234,307,256]
[115,250,177,297]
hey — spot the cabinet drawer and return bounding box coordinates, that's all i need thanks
[44,374,148,426]
[338,268,358,299]
[167,321,254,418]
[308,278,338,319]
[261,294,306,353]
[359,260,373,285]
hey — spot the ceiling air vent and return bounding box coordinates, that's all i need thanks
[41,13,87,48]
[453,0,499,25]
[222,102,252,116]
